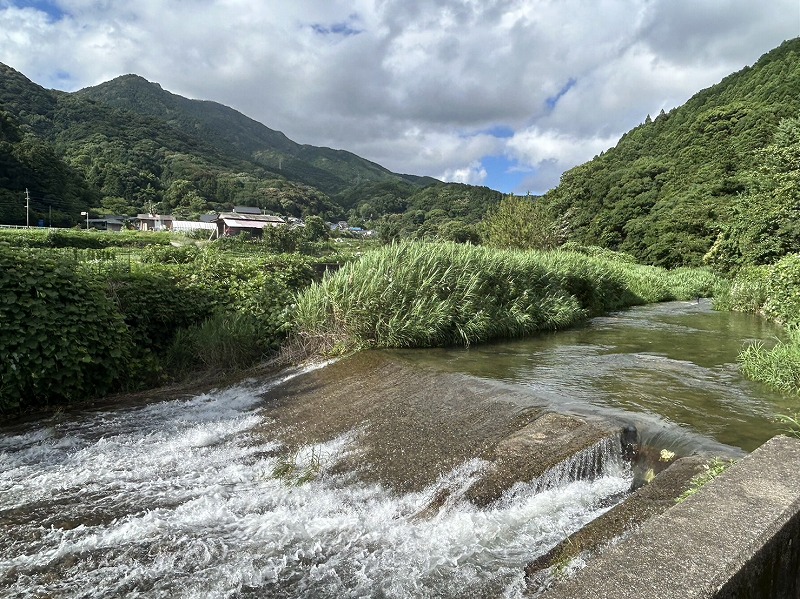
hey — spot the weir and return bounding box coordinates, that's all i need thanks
[538,435,800,599]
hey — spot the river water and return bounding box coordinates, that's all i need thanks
[0,300,790,598]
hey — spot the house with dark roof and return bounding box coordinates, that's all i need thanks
[87,217,126,232]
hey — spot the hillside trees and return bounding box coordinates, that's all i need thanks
[705,117,800,271]
[545,38,800,268]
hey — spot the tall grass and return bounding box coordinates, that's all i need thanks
[164,311,273,375]
[717,255,800,394]
[293,242,720,355]
[739,325,800,394]
[712,265,771,313]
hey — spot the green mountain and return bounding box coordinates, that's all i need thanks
[546,37,800,268]
[0,64,439,225]
[77,74,435,196]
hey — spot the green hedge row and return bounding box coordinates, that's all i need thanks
[0,228,172,249]
[0,246,317,416]
[0,246,132,411]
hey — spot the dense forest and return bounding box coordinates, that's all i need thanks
[0,64,502,229]
[545,38,800,269]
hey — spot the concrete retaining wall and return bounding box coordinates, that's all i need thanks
[540,435,800,599]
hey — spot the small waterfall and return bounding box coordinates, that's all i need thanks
[524,434,631,496]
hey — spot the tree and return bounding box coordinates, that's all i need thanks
[302,215,329,242]
[705,117,800,271]
[437,220,480,244]
[481,194,565,250]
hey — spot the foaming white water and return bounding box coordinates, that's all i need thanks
[1,377,631,599]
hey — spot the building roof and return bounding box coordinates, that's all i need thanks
[221,218,282,230]
[136,214,174,221]
[232,205,262,215]
[218,212,285,224]
[173,220,216,231]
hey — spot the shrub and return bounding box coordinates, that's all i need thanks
[103,264,221,354]
[0,247,132,413]
[0,228,172,249]
[763,254,800,325]
[139,244,201,264]
[481,195,564,250]
[164,311,275,375]
[712,265,770,312]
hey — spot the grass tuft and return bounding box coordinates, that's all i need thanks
[676,458,735,503]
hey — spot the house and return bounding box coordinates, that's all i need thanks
[86,217,126,232]
[136,214,174,232]
[215,212,286,238]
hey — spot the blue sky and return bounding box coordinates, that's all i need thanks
[1,1,798,194]
[9,0,64,20]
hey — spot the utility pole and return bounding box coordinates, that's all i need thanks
[25,188,30,228]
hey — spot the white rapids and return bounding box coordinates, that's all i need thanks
[0,372,632,599]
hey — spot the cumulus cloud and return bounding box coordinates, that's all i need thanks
[0,0,797,193]
[440,161,488,186]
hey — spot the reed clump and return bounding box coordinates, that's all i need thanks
[293,242,719,355]
[739,325,800,393]
[718,254,800,394]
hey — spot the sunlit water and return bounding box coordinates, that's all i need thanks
[0,300,788,598]
[0,375,630,598]
[395,300,792,455]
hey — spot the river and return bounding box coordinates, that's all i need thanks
[0,300,790,598]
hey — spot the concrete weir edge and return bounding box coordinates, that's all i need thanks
[539,435,800,599]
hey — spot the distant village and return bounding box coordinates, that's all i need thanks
[82,206,376,239]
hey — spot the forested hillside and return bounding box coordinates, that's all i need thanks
[546,38,800,268]
[0,64,462,227]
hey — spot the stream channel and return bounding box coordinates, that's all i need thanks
[0,300,793,598]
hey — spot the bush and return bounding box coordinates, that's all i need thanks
[712,265,770,312]
[139,244,201,264]
[0,247,132,413]
[763,254,800,326]
[0,228,172,249]
[104,264,221,354]
[164,311,274,375]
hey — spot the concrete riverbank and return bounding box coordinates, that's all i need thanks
[540,435,800,598]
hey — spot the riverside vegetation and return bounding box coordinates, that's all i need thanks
[0,223,720,421]
[4,38,800,417]
[0,227,328,417]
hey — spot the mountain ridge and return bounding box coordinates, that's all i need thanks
[0,63,442,224]
[544,37,800,267]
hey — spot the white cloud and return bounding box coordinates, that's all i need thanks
[0,0,798,193]
[440,161,488,186]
